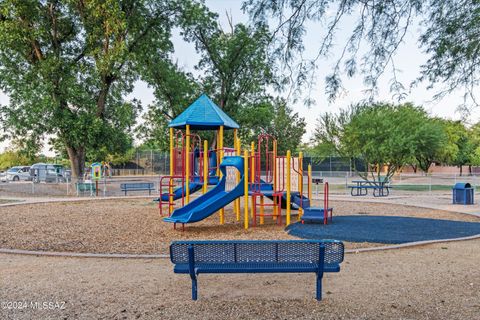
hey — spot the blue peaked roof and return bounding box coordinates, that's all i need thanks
[168,94,240,130]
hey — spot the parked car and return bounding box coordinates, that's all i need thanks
[0,170,6,182]
[6,166,31,181]
[30,163,67,183]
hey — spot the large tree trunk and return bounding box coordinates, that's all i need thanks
[66,146,86,179]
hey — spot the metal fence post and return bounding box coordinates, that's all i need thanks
[345,173,348,193]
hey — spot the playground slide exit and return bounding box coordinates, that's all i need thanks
[163,156,245,224]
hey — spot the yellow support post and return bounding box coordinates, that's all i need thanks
[234,131,240,221]
[169,128,174,214]
[308,164,312,201]
[203,140,208,194]
[185,125,190,204]
[244,149,249,230]
[219,125,224,225]
[286,150,291,226]
[250,141,255,219]
[298,151,303,219]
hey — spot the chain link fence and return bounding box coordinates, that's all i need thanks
[110,150,170,176]
[0,150,478,198]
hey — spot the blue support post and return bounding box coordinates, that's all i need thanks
[316,245,326,301]
[188,245,198,300]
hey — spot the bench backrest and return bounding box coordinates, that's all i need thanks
[120,182,154,189]
[170,240,344,265]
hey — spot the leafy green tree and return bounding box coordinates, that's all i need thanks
[136,62,200,151]
[313,102,444,181]
[412,118,447,174]
[244,0,480,109]
[437,120,475,175]
[470,122,480,167]
[264,99,306,154]
[0,150,33,169]
[183,20,276,146]
[141,20,287,150]
[0,0,211,177]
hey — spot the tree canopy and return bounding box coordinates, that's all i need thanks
[314,102,450,179]
[0,0,211,177]
[243,0,480,111]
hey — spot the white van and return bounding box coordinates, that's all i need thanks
[30,163,68,183]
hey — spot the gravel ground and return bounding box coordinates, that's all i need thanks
[1,239,479,320]
[0,198,478,254]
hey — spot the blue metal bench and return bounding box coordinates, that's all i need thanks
[170,240,344,301]
[120,182,155,196]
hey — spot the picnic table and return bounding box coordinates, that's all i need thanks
[349,179,391,197]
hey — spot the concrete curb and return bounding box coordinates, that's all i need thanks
[0,195,157,208]
[1,234,479,259]
[0,248,168,259]
[344,233,480,253]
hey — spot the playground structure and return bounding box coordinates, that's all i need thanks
[158,94,332,229]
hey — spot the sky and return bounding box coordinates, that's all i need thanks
[1,0,479,155]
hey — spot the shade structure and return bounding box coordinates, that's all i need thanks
[168,94,240,130]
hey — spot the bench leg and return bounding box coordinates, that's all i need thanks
[191,277,198,301]
[317,245,325,301]
[188,245,198,300]
[316,272,323,301]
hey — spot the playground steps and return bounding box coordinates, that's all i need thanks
[302,207,333,224]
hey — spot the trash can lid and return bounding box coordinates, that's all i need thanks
[453,182,472,189]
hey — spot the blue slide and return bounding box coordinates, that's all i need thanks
[164,156,245,224]
[159,182,203,202]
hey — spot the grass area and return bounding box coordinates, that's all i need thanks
[0,199,21,204]
[392,184,455,191]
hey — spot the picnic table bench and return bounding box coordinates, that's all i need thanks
[120,182,155,196]
[170,240,344,301]
[349,179,391,197]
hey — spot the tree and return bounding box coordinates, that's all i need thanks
[141,19,284,150]
[412,118,447,173]
[183,20,276,146]
[313,102,444,181]
[0,150,33,170]
[0,0,211,177]
[470,122,480,168]
[136,61,200,151]
[243,0,480,110]
[264,99,306,154]
[437,120,475,175]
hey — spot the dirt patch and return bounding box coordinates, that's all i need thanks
[1,239,479,320]
[0,198,477,254]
